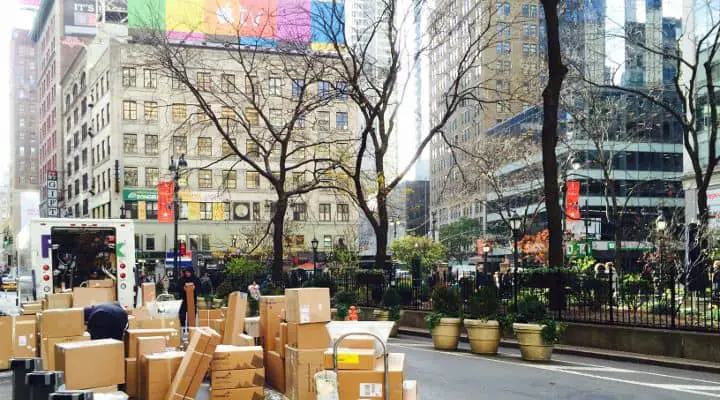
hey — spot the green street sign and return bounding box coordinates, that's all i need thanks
[123,188,158,201]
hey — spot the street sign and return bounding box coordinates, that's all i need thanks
[46,170,58,217]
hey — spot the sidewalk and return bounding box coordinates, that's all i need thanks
[399,326,720,374]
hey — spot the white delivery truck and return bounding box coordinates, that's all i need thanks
[21,218,137,308]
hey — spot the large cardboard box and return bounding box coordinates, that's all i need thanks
[211,368,265,389]
[285,347,326,400]
[55,339,125,390]
[136,336,167,396]
[88,279,115,288]
[39,308,85,338]
[45,293,73,309]
[41,333,91,370]
[125,329,180,358]
[223,292,248,345]
[13,319,37,358]
[403,380,418,400]
[22,302,43,314]
[336,353,406,400]
[126,358,137,397]
[166,327,221,399]
[212,345,264,371]
[0,316,12,370]
[265,350,285,394]
[322,348,376,370]
[143,351,185,400]
[142,282,156,305]
[210,387,264,400]
[210,319,225,333]
[72,287,115,307]
[286,322,330,350]
[339,337,376,350]
[284,288,330,324]
[138,318,181,332]
[259,296,284,352]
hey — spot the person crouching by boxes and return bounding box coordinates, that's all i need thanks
[84,303,128,340]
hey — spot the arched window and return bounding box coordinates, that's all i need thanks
[80,72,86,89]
[65,94,71,111]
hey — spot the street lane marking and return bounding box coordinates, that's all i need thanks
[392,343,720,398]
[545,366,639,373]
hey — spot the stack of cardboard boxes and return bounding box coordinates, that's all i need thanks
[260,296,285,393]
[39,308,90,370]
[54,339,125,391]
[210,345,265,400]
[128,335,167,398]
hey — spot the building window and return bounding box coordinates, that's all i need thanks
[122,67,136,87]
[199,203,213,220]
[221,73,236,92]
[198,169,212,188]
[522,4,537,16]
[197,72,212,91]
[171,75,182,89]
[245,108,259,126]
[293,203,307,221]
[317,111,330,130]
[143,69,158,88]
[268,77,282,95]
[123,101,137,120]
[270,109,283,127]
[197,137,212,157]
[336,111,348,130]
[172,104,187,121]
[323,235,332,248]
[222,138,237,156]
[246,140,259,158]
[123,134,137,153]
[223,170,237,189]
[246,171,260,188]
[318,81,330,99]
[337,203,349,221]
[245,75,258,94]
[145,168,159,188]
[523,24,537,38]
[319,204,332,221]
[292,79,304,98]
[173,136,187,155]
[124,167,138,186]
[82,173,88,190]
[144,101,158,120]
[336,81,348,100]
[145,135,159,155]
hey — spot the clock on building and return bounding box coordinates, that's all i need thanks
[233,202,250,220]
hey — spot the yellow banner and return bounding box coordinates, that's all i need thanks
[166,0,204,35]
[138,201,146,220]
[213,203,225,221]
[188,202,200,220]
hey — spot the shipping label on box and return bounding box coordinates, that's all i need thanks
[286,322,330,349]
[211,345,264,371]
[211,368,265,389]
[284,288,330,324]
[210,386,265,400]
[323,348,377,370]
[39,308,85,338]
[55,339,125,390]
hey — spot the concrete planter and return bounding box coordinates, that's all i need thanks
[431,317,462,350]
[373,309,400,337]
[464,319,500,354]
[513,323,554,361]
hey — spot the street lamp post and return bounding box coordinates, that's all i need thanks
[311,237,319,277]
[509,211,522,312]
[169,154,187,290]
[655,213,672,327]
[482,243,491,271]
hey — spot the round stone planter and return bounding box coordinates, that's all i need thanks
[431,317,462,350]
[513,323,554,361]
[464,319,500,355]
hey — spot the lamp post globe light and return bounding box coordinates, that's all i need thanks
[169,154,188,289]
[311,237,319,276]
[509,211,521,311]
[482,242,491,269]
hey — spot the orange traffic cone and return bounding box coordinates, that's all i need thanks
[348,306,359,321]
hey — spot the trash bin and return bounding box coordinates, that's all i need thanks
[26,371,64,400]
[11,358,42,400]
[49,392,94,400]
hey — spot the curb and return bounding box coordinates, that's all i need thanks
[398,328,720,374]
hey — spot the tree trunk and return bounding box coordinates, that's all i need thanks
[540,0,568,269]
[375,194,390,270]
[271,197,288,283]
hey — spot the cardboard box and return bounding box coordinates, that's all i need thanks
[15,315,36,322]
[284,288,330,324]
[125,329,180,358]
[200,309,225,320]
[285,347,325,400]
[244,316,260,338]
[322,348,376,370]
[90,385,119,393]
[41,333,91,370]
[286,322,330,350]
[39,308,85,338]
[45,293,73,309]
[126,358,137,397]
[128,315,139,329]
[336,353,406,400]
[211,368,265,389]
[265,350,285,394]
[278,323,288,358]
[13,319,37,358]
[199,319,211,327]
[212,345,264,371]
[166,327,221,399]
[143,351,184,400]
[403,380,418,400]
[55,339,125,390]
[259,296,284,352]
[72,287,115,307]
[236,334,255,347]
[210,387,264,400]
[22,302,43,315]
[137,318,181,332]
[134,307,153,321]
[339,337,376,350]
[223,292,248,346]
[88,279,115,288]
[0,316,12,370]
[142,282,156,305]
[136,336,167,396]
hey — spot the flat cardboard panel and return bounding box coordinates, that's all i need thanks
[286,322,330,350]
[142,282,156,305]
[125,329,179,358]
[284,288,330,325]
[265,350,285,394]
[210,387,265,400]
[259,296,284,352]
[144,351,185,400]
[0,316,13,370]
[211,368,265,389]
[285,347,325,400]
[223,292,248,345]
[41,333,91,370]
[336,353,406,400]
[39,308,85,338]
[45,293,73,309]
[126,358,137,397]
[322,348,376,370]
[55,339,125,390]
[211,345,264,371]
[72,287,115,307]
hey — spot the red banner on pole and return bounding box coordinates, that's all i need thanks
[157,181,175,223]
[566,180,581,221]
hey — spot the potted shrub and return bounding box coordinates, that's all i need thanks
[333,290,357,321]
[512,295,564,361]
[464,285,501,354]
[375,287,402,337]
[425,285,462,350]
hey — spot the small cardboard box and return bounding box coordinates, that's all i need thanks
[284,288,330,324]
[41,333,91,370]
[22,302,43,315]
[336,353,406,400]
[136,336,167,395]
[142,282,156,305]
[45,293,73,309]
[72,287,115,307]
[125,358,137,397]
[167,327,221,399]
[55,339,125,390]
[212,345,264,371]
[322,348,377,370]
[265,350,285,394]
[0,316,13,370]
[223,292,248,346]
[211,368,265,389]
[13,319,37,358]
[403,380,418,400]
[285,347,325,400]
[39,308,85,338]
[286,322,330,350]
[125,328,180,357]
[88,279,115,288]
[259,296,284,352]
[210,387,265,400]
[144,351,185,400]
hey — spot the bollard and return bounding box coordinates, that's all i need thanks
[348,305,358,321]
[49,392,94,400]
[11,358,42,400]
[26,371,64,400]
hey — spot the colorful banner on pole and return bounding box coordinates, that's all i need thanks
[566,180,581,221]
[157,181,174,223]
